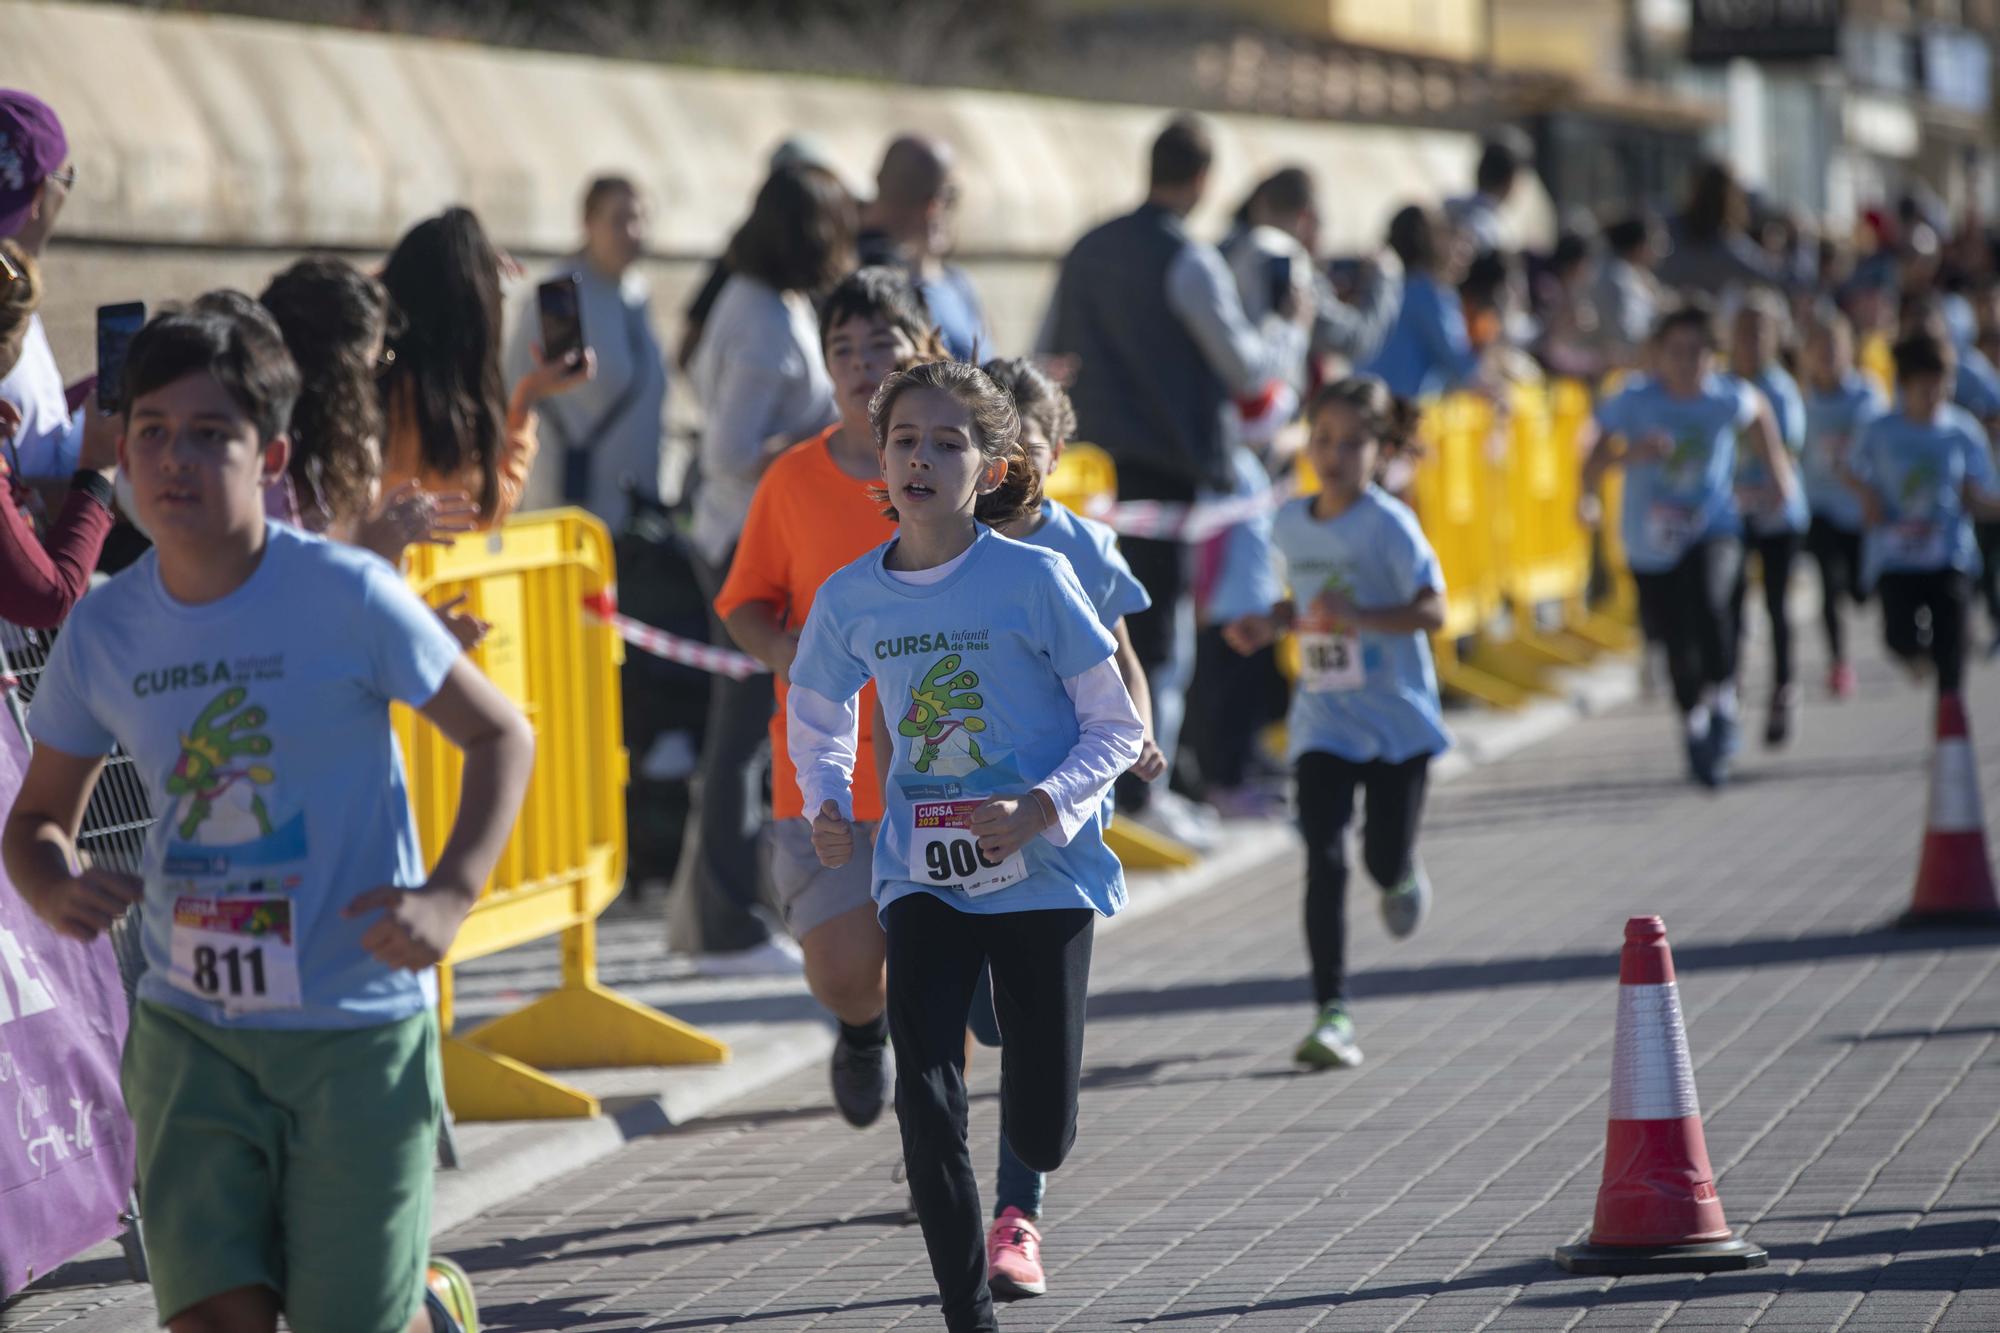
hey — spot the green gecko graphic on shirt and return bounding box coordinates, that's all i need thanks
[900,653,989,776]
[166,686,276,842]
[1666,430,1708,487]
[1896,461,1940,516]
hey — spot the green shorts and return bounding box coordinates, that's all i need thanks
[121,1001,441,1332]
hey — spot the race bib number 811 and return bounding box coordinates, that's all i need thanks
[908,799,1027,897]
[169,896,303,1016]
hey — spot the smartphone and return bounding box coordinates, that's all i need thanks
[536,275,586,368]
[1265,253,1294,313]
[96,301,147,414]
[1325,257,1365,301]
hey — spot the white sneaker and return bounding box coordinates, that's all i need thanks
[687,936,804,977]
[1131,789,1219,851]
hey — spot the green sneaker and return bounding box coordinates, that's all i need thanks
[1294,1003,1363,1070]
[1379,861,1431,938]
[424,1256,480,1333]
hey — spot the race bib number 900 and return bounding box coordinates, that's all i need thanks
[169,896,303,1015]
[908,799,1027,898]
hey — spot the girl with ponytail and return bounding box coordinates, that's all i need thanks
[1224,374,1451,1073]
[786,358,1145,1331]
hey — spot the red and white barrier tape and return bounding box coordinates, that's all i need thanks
[1081,483,1295,544]
[581,591,765,680]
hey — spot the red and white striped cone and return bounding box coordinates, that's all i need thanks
[1553,916,1767,1275]
[1897,693,2000,929]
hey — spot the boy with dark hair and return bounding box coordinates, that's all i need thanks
[2,299,534,1333]
[1850,330,2000,694]
[713,266,941,1130]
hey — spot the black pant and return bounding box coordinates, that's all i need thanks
[1805,516,1866,665]
[666,549,777,955]
[1296,752,1430,1008]
[886,894,1094,1332]
[1115,533,1186,811]
[1977,522,2000,637]
[1730,529,1801,695]
[1633,537,1743,714]
[1186,626,1282,790]
[1879,569,1970,695]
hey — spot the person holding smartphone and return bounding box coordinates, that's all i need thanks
[505,175,670,526]
[0,239,121,627]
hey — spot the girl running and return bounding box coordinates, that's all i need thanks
[1582,304,1797,787]
[933,356,1161,1302]
[1727,294,1810,746]
[1223,376,1449,1071]
[788,361,1143,1332]
[1849,330,2000,695]
[1799,310,1885,699]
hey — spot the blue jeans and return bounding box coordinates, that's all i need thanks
[969,965,1048,1218]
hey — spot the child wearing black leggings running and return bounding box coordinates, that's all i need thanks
[1849,331,2000,695]
[1582,303,1798,787]
[1798,310,1885,700]
[1225,377,1449,1070]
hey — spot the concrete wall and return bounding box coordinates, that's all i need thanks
[2,0,1551,399]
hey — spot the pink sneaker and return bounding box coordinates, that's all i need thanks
[1829,662,1857,700]
[986,1207,1046,1300]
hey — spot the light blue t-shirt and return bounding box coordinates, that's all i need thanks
[1595,374,1760,573]
[1802,373,1884,531]
[1851,404,1998,578]
[1737,364,1808,536]
[1360,273,1479,401]
[1022,500,1150,630]
[1203,445,1285,624]
[1956,346,2000,420]
[1271,490,1451,765]
[791,526,1126,919]
[27,523,462,1030]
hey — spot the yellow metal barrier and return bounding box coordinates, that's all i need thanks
[1044,442,1118,517]
[396,509,726,1121]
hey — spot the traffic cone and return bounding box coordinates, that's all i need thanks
[1553,916,1767,1275]
[1897,693,2000,929]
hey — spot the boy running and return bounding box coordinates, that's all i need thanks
[3,301,533,1333]
[715,267,940,1127]
[1850,330,2000,694]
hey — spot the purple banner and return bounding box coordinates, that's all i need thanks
[0,718,136,1298]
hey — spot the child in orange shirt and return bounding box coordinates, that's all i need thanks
[714,267,943,1128]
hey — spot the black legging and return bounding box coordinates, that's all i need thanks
[1632,537,1744,714]
[1879,569,1970,695]
[886,894,1094,1332]
[1805,515,1866,665]
[1976,522,2000,639]
[1296,751,1431,1008]
[1730,529,1801,695]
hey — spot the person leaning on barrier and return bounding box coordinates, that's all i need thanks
[0,239,118,628]
[378,207,594,531]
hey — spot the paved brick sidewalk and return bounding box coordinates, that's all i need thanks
[424,650,2000,1330]
[12,642,2000,1331]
